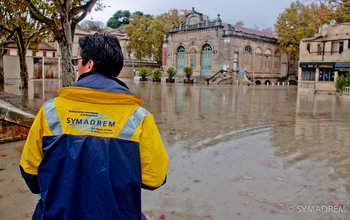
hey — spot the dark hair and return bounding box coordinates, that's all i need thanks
[78,33,124,77]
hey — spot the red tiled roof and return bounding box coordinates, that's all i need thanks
[233,25,277,38]
[223,23,277,39]
[36,42,56,51]
[7,42,56,51]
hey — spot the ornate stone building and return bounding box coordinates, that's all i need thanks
[163,8,296,84]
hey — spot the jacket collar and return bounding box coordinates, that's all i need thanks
[73,72,133,94]
[57,72,144,105]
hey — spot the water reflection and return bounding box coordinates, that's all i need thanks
[130,83,300,151]
[130,82,350,219]
[271,91,350,194]
[2,79,60,101]
[2,79,350,219]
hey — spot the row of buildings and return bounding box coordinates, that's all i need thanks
[2,27,145,81]
[162,7,350,92]
[298,23,350,93]
[2,7,350,93]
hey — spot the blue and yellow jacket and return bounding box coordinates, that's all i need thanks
[20,73,169,220]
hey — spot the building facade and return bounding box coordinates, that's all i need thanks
[3,42,57,80]
[3,27,157,81]
[73,28,130,61]
[163,8,296,84]
[298,22,350,93]
[72,28,132,78]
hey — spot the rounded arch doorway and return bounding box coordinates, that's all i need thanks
[201,44,212,77]
[176,46,186,75]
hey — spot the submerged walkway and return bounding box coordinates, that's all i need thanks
[0,91,41,143]
[1,81,350,219]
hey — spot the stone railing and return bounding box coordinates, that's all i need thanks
[342,86,350,96]
[170,21,223,33]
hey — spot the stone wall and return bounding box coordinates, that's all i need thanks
[3,56,34,79]
[0,92,36,143]
[33,58,59,79]
[166,28,222,77]
[0,120,29,143]
[120,60,160,78]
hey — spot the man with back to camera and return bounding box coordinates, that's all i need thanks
[19,33,169,220]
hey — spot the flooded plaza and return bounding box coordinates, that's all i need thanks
[1,79,350,220]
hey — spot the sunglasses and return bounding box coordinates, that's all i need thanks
[71,58,82,66]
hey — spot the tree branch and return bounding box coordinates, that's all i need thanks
[0,40,15,48]
[24,28,44,48]
[65,0,71,15]
[0,24,14,33]
[25,0,54,25]
[52,0,65,18]
[0,31,16,47]
[70,0,98,23]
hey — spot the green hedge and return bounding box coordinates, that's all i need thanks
[139,68,149,79]
[336,69,350,90]
[167,67,176,80]
[153,68,161,79]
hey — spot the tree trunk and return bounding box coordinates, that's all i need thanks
[0,46,5,84]
[15,28,28,89]
[58,40,75,86]
[24,0,98,87]
[57,21,75,87]
[17,43,28,89]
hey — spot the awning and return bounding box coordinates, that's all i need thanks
[334,62,350,70]
[300,62,350,70]
[300,62,334,68]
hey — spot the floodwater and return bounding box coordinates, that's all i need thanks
[1,79,350,220]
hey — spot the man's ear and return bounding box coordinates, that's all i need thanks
[86,60,94,72]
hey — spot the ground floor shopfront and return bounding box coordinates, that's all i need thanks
[298,61,350,93]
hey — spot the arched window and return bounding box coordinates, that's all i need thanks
[255,47,262,55]
[274,50,281,57]
[264,49,272,56]
[189,47,197,69]
[202,44,212,51]
[176,46,186,74]
[201,44,212,76]
[177,46,185,53]
[189,47,196,54]
[264,49,271,70]
[244,46,252,53]
[274,50,281,69]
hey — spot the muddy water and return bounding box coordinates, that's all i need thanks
[1,79,350,220]
[131,82,350,220]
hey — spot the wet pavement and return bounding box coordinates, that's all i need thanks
[1,79,350,220]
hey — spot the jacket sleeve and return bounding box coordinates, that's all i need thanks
[19,107,46,194]
[139,114,169,190]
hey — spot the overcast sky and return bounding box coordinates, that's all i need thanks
[86,0,295,29]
